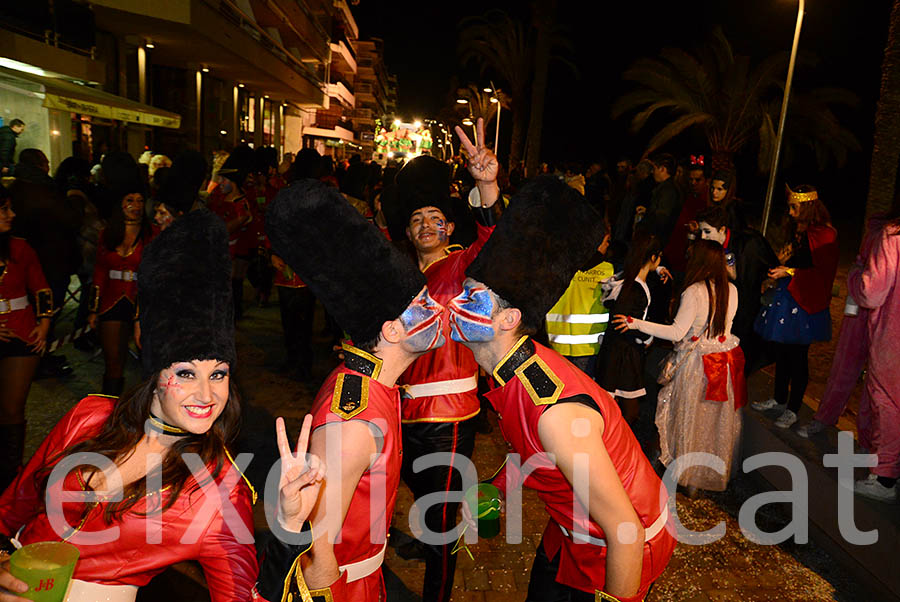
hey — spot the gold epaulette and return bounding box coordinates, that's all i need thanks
[515,354,563,406]
[331,373,368,420]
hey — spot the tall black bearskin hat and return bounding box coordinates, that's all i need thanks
[267,178,426,346]
[138,209,235,375]
[466,176,604,333]
[102,151,145,200]
[218,144,254,188]
[157,150,206,215]
[253,146,278,175]
[382,155,453,241]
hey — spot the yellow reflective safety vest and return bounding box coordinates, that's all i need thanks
[546,261,614,357]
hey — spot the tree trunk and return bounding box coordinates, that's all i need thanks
[867,0,900,219]
[524,0,556,177]
[508,94,527,173]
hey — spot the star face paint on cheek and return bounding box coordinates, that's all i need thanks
[400,289,446,352]
[448,283,496,343]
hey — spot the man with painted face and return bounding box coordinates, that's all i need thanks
[385,118,501,602]
[448,176,675,602]
[265,178,446,602]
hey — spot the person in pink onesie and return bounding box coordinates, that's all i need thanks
[796,215,890,443]
[847,217,900,502]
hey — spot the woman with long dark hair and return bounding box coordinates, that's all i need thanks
[88,154,155,396]
[594,232,661,425]
[751,185,839,429]
[613,240,745,493]
[0,188,53,492]
[0,210,325,601]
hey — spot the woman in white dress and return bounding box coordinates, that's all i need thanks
[613,239,747,493]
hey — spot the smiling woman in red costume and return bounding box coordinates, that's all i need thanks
[0,187,53,493]
[0,210,324,602]
[88,153,156,397]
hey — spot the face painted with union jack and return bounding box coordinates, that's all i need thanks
[399,287,446,352]
[449,278,496,343]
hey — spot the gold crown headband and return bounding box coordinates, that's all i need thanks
[786,184,818,203]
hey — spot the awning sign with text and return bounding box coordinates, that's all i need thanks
[43,93,181,129]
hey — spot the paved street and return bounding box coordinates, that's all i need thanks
[21,281,871,601]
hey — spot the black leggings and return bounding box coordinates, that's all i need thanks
[401,418,477,602]
[773,343,810,413]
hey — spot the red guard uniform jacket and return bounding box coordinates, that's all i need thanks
[0,237,53,342]
[237,176,285,258]
[90,230,155,316]
[309,344,402,602]
[0,396,259,601]
[207,187,252,258]
[400,222,493,423]
[486,337,675,597]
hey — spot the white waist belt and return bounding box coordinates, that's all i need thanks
[66,579,138,602]
[546,313,609,324]
[0,296,29,313]
[339,541,387,582]
[548,332,604,345]
[108,270,137,282]
[558,505,669,547]
[402,374,478,399]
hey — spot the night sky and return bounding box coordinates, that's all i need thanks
[354,0,893,230]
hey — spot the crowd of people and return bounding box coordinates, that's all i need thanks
[0,111,896,602]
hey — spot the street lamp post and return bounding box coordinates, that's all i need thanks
[485,82,501,155]
[457,98,478,146]
[761,0,806,236]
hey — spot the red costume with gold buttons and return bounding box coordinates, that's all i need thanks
[307,344,402,602]
[0,396,259,601]
[90,229,155,316]
[486,337,675,598]
[400,222,493,423]
[0,237,53,342]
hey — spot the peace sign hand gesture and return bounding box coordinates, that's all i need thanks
[275,415,326,532]
[455,118,500,206]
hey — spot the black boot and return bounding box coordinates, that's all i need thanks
[102,376,126,397]
[0,423,26,493]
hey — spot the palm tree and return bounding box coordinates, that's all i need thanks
[867,0,900,218]
[524,0,557,178]
[458,9,532,171]
[612,27,859,173]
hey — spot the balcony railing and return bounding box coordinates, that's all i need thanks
[210,0,325,93]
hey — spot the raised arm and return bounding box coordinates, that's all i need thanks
[613,285,701,342]
[455,118,499,208]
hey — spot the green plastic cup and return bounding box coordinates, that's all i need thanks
[465,483,502,539]
[9,541,79,602]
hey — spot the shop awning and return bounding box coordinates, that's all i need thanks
[0,66,181,129]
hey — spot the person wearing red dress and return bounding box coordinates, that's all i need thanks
[88,156,155,397]
[448,176,675,602]
[0,210,328,602]
[0,189,53,492]
[266,177,445,601]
